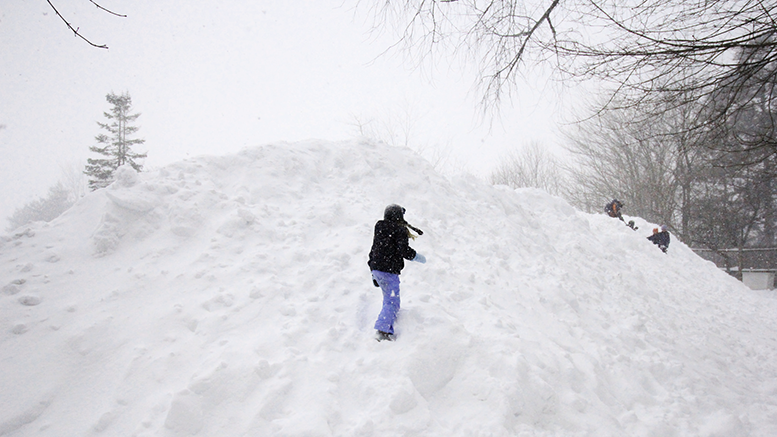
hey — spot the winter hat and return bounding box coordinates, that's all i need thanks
[653,228,659,234]
[660,225,668,232]
[384,204,406,222]
[383,204,425,238]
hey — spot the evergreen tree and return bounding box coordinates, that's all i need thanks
[84,92,147,190]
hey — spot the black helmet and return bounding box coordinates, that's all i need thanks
[384,204,406,222]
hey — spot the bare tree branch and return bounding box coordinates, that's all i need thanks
[88,0,126,18]
[46,0,127,49]
[372,0,777,117]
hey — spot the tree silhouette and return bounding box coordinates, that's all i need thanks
[84,92,147,190]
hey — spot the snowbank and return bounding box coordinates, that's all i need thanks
[1,139,776,436]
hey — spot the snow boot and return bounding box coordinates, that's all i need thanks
[376,331,394,342]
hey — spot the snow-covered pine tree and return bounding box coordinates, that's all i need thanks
[84,92,147,190]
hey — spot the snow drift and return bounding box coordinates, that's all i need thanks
[1,139,776,436]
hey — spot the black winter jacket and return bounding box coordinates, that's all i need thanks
[647,231,670,252]
[367,219,417,274]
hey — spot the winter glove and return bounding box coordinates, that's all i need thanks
[413,253,426,263]
[373,279,380,287]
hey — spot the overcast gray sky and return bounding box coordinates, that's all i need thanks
[0,0,567,227]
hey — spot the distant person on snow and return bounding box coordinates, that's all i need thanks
[605,199,624,220]
[647,225,670,253]
[605,199,638,230]
[368,204,426,341]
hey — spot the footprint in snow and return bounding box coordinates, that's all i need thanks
[18,295,41,306]
[2,279,25,295]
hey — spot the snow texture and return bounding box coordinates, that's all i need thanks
[1,139,776,436]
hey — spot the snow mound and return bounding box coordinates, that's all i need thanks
[1,139,776,436]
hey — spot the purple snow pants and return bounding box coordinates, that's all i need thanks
[372,270,401,335]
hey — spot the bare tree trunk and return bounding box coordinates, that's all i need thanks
[737,245,745,281]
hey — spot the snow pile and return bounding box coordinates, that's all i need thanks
[1,139,776,436]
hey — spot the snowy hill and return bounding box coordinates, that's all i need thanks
[1,139,776,437]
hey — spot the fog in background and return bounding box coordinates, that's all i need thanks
[0,1,572,230]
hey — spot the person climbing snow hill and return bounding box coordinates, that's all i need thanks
[605,199,624,221]
[605,199,638,230]
[648,225,671,253]
[367,204,426,341]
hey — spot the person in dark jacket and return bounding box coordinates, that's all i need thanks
[605,199,638,229]
[647,225,670,253]
[368,204,426,341]
[605,199,624,221]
